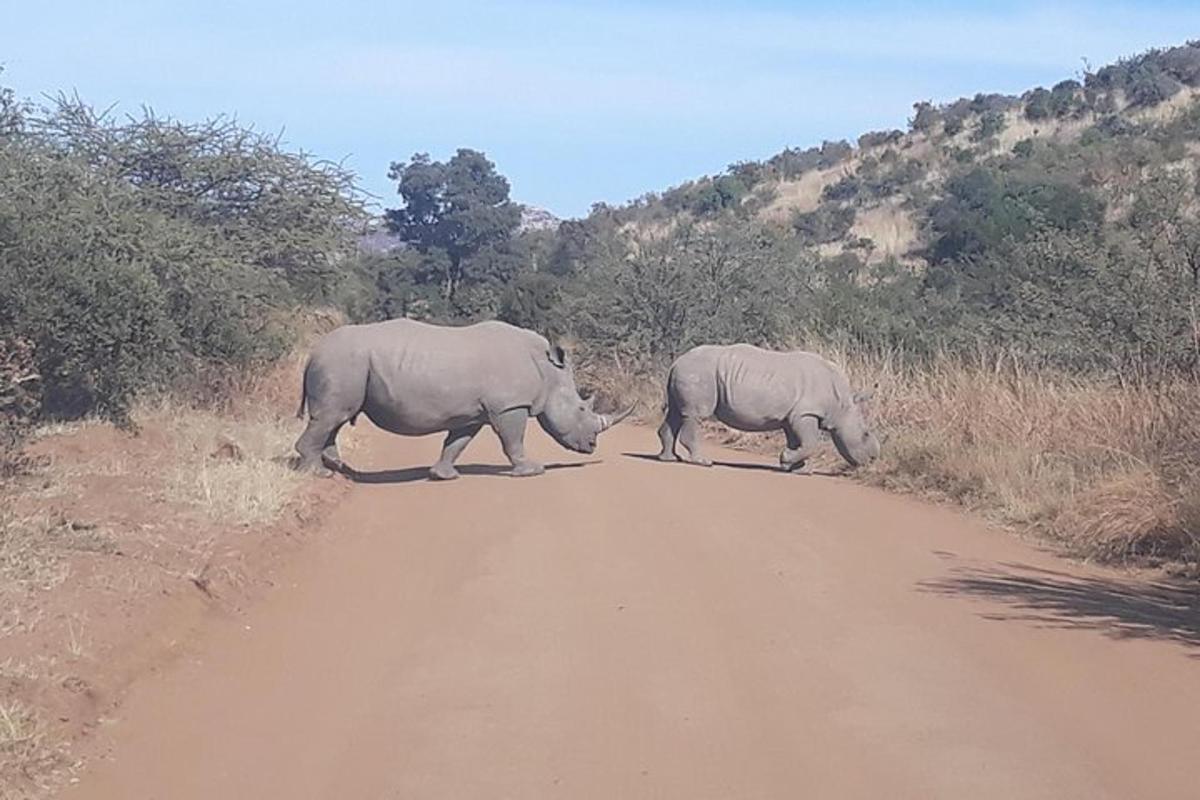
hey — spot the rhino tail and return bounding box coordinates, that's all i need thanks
[296,359,310,419]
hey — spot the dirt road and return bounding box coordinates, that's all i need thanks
[66,425,1199,799]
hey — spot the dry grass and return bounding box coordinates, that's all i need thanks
[829,347,1200,568]
[759,160,857,221]
[0,700,73,800]
[849,200,920,260]
[587,347,1200,571]
[151,406,306,527]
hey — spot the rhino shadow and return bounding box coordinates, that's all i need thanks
[621,452,843,477]
[341,461,596,485]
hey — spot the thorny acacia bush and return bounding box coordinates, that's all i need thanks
[0,87,367,424]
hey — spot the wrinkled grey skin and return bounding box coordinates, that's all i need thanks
[295,319,632,479]
[657,344,880,472]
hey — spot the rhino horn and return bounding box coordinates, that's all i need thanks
[597,405,635,432]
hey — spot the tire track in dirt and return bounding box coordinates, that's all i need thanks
[65,425,1199,799]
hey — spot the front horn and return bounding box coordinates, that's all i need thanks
[597,405,636,431]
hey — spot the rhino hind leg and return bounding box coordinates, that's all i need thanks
[678,416,712,467]
[430,424,483,481]
[295,417,343,476]
[491,408,545,477]
[656,406,682,461]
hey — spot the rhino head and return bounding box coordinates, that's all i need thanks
[537,346,634,454]
[828,389,881,468]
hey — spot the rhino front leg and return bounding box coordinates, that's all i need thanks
[491,408,545,477]
[430,424,483,481]
[781,414,821,473]
[678,416,712,467]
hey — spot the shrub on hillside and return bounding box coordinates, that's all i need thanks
[858,129,903,149]
[1024,87,1052,121]
[792,205,855,244]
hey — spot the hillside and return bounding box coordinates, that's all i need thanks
[593,42,1200,275]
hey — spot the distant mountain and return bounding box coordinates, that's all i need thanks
[519,205,561,232]
[595,41,1200,271]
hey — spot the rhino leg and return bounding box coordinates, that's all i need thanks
[491,408,545,477]
[781,414,821,473]
[430,424,483,481]
[656,405,682,461]
[678,416,712,467]
[295,417,343,476]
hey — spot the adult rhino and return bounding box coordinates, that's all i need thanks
[656,344,880,472]
[295,319,632,479]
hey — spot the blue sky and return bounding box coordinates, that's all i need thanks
[4,1,1200,217]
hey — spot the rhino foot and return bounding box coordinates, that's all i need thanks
[511,462,545,477]
[656,451,680,462]
[429,465,460,481]
[304,464,336,479]
[686,456,713,467]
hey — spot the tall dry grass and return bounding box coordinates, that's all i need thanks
[848,350,1200,566]
[583,347,1200,570]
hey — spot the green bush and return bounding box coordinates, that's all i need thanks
[0,87,365,421]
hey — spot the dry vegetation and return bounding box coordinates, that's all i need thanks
[584,349,1200,573]
[0,699,72,800]
[851,352,1200,568]
[0,347,344,799]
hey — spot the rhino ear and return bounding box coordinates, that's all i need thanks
[547,344,568,368]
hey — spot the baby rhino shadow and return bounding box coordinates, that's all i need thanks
[621,452,843,477]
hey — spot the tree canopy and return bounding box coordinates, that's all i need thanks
[384,149,521,307]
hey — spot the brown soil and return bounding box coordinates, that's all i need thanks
[0,419,349,797]
[15,423,1200,799]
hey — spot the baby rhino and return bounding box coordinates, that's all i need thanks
[657,344,880,472]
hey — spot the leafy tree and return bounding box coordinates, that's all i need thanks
[972,110,1007,142]
[1129,169,1200,289]
[1049,80,1083,117]
[792,205,855,244]
[0,86,362,420]
[927,168,1104,264]
[1024,88,1052,120]
[385,149,521,308]
[910,101,940,133]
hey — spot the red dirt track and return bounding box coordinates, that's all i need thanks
[64,425,1199,799]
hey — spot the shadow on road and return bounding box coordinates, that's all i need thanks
[621,452,842,477]
[342,461,596,484]
[922,562,1200,655]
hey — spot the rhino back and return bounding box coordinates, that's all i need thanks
[337,319,549,434]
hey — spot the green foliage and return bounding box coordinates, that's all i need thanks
[821,175,860,202]
[765,140,852,179]
[1087,43,1200,106]
[910,101,940,133]
[858,129,903,149]
[385,149,521,308]
[564,222,808,360]
[1024,88,1052,121]
[1049,80,1084,118]
[0,87,364,420]
[927,168,1104,264]
[972,110,1007,142]
[792,205,855,244]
